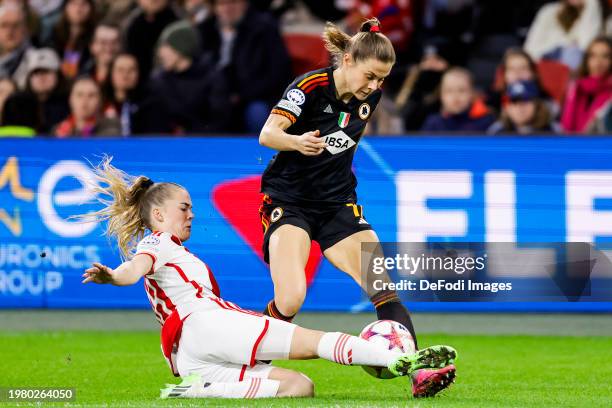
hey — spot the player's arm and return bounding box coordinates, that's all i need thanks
[82,254,152,286]
[259,113,326,156]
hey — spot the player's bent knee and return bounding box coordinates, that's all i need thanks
[277,372,314,398]
[275,286,306,316]
[295,374,315,397]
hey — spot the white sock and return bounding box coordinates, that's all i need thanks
[316,332,401,367]
[179,377,280,399]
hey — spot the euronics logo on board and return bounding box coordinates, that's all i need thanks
[0,157,101,297]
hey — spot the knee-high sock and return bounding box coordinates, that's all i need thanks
[263,300,295,322]
[316,332,401,367]
[177,377,280,399]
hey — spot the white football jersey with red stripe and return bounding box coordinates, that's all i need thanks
[135,231,221,324]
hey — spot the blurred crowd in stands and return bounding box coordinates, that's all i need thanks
[0,0,610,137]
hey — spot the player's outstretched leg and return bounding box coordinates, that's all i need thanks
[291,328,456,377]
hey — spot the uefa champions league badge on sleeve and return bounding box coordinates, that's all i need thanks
[286,89,306,105]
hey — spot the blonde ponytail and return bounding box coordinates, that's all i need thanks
[80,156,182,259]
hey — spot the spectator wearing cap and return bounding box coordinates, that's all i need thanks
[421,67,496,133]
[123,0,178,81]
[561,36,612,132]
[487,48,559,117]
[0,3,35,89]
[197,0,291,132]
[3,47,69,134]
[150,20,231,133]
[82,21,120,84]
[488,80,562,134]
[53,75,120,137]
[47,0,97,80]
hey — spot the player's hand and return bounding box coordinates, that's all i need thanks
[295,130,326,156]
[82,262,115,284]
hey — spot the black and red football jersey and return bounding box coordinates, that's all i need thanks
[261,67,382,205]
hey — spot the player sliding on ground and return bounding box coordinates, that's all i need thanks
[80,158,457,400]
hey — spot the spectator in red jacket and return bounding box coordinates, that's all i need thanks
[561,36,612,132]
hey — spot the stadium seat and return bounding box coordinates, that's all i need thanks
[283,33,330,76]
[536,60,571,104]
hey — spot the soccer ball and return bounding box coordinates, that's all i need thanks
[359,320,416,379]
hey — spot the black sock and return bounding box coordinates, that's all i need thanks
[262,300,295,322]
[370,290,418,349]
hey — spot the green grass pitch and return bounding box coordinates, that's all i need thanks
[2,328,612,407]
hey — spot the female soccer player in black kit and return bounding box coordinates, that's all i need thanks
[258,19,456,397]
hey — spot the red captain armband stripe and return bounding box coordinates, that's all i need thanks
[134,252,156,275]
[271,108,297,124]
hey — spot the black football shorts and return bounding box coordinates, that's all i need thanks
[259,195,373,263]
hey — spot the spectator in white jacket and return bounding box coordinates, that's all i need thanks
[524,0,602,69]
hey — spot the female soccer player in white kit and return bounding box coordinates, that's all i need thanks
[81,158,457,399]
